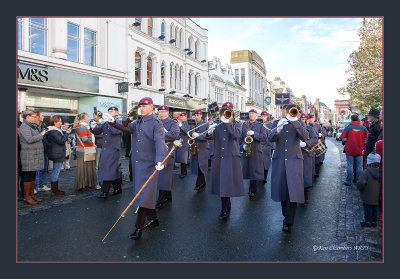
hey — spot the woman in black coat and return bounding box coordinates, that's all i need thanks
[46,115,71,196]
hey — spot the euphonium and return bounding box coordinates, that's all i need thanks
[244,120,253,158]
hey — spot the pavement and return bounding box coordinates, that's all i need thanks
[17,138,382,262]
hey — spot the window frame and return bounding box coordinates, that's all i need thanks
[83,27,97,66]
[18,18,23,50]
[160,21,165,42]
[67,21,80,62]
[147,56,153,86]
[29,18,47,55]
[241,68,245,85]
[160,61,165,87]
[135,52,142,83]
[147,18,153,37]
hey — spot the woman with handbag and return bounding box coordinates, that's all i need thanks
[47,115,71,196]
[73,113,97,191]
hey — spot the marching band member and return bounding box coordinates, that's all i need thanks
[240,109,267,200]
[91,107,123,199]
[175,112,190,178]
[190,109,210,192]
[260,111,273,184]
[207,102,244,220]
[109,97,168,240]
[299,113,318,204]
[268,105,309,232]
[208,116,215,170]
[312,118,324,177]
[155,105,179,209]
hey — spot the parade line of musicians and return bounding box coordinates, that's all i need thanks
[91,98,327,240]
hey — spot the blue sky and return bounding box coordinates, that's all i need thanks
[192,17,363,109]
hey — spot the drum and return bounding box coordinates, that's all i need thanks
[314,140,327,157]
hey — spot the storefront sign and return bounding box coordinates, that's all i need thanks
[117,82,129,93]
[164,96,206,111]
[18,62,99,93]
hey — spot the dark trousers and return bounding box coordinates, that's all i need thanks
[135,207,157,229]
[281,186,297,226]
[102,179,121,193]
[315,163,320,175]
[264,169,269,180]
[363,203,379,223]
[129,156,133,181]
[304,188,309,201]
[157,190,172,203]
[181,163,187,175]
[221,197,231,213]
[249,180,257,193]
[196,167,205,186]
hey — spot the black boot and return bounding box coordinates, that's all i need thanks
[129,228,142,240]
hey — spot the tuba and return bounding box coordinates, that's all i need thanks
[244,120,253,157]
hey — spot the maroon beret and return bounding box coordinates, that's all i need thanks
[222,102,234,109]
[193,109,202,115]
[138,97,153,105]
[249,109,257,113]
[108,106,119,111]
[158,105,169,111]
[180,112,187,116]
[261,111,267,116]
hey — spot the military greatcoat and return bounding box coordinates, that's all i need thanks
[157,117,179,191]
[92,122,123,181]
[207,121,245,197]
[269,119,309,203]
[301,122,318,188]
[113,115,167,209]
[175,121,190,164]
[190,120,210,175]
[240,121,267,180]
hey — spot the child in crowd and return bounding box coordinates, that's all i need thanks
[357,153,381,227]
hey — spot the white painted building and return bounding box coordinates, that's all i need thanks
[230,50,267,114]
[127,18,209,118]
[208,57,246,113]
[17,17,209,122]
[17,17,128,123]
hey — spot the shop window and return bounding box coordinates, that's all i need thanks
[161,61,165,87]
[135,52,141,83]
[147,18,153,36]
[29,18,47,55]
[84,28,96,66]
[67,22,80,62]
[147,56,152,86]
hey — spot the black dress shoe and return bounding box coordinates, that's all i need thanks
[110,188,122,196]
[194,185,200,191]
[282,223,291,232]
[155,202,164,209]
[219,211,229,220]
[98,192,108,199]
[129,228,142,240]
[143,219,159,230]
[248,192,255,200]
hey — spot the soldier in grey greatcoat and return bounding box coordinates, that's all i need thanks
[260,111,273,184]
[299,114,318,204]
[268,105,309,232]
[311,118,324,176]
[155,105,179,208]
[240,109,267,200]
[92,107,123,199]
[175,112,190,178]
[190,109,210,192]
[206,102,244,220]
[110,97,168,240]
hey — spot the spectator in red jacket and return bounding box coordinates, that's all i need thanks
[340,114,369,186]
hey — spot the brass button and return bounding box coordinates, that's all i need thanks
[286,140,288,142]
[285,149,287,151]
[136,161,138,163]
[222,147,224,149]
[285,159,287,161]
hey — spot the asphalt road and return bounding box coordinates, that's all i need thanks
[18,138,347,261]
